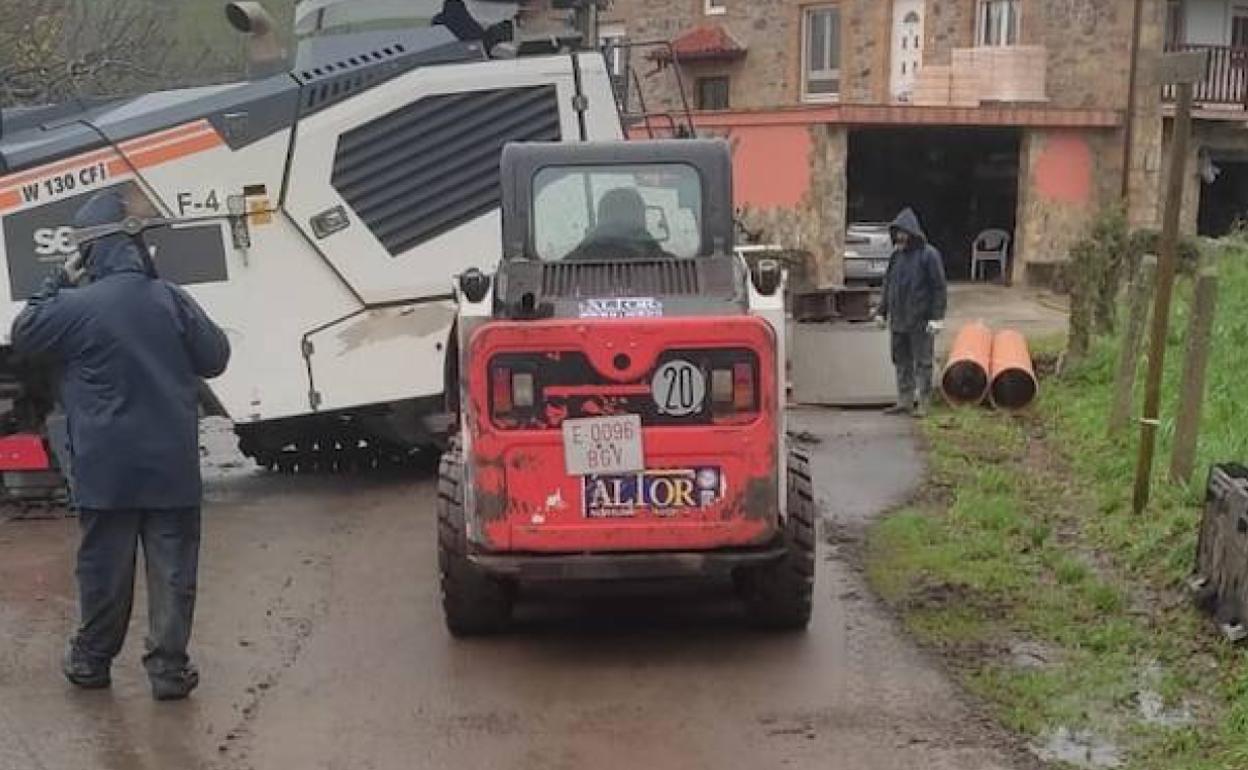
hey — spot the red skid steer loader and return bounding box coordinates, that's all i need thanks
[440,139,815,635]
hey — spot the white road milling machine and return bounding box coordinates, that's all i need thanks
[0,1,627,499]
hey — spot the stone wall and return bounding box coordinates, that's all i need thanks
[524,0,1164,117]
[1150,124,1197,238]
[1026,0,1133,110]
[517,0,1183,289]
[1124,0,1166,231]
[1013,127,1122,283]
[738,125,847,286]
[840,0,891,105]
[597,0,889,110]
[924,0,975,66]
[523,0,1170,124]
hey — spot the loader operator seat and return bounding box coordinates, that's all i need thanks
[566,188,671,262]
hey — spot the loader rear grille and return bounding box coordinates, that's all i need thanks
[539,260,701,298]
[331,86,561,256]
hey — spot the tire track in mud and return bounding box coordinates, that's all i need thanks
[210,552,332,770]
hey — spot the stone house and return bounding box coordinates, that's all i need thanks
[519,1,1245,287]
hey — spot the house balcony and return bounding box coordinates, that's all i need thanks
[1163,44,1248,111]
[911,46,1048,108]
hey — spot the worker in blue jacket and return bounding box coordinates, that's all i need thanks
[11,190,230,700]
[876,208,948,418]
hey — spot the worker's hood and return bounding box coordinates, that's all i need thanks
[72,191,151,281]
[889,207,928,248]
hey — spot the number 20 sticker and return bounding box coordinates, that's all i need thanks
[651,360,706,417]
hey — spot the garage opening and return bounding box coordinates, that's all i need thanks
[847,127,1021,281]
[1199,155,1248,237]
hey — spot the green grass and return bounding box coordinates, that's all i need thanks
[866,239,1248,769]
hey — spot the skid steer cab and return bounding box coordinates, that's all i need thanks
[440,139,814,635]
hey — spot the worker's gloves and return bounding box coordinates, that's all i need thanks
[926,320,945,335]
[874,314,888,330]
[60,252,88,287]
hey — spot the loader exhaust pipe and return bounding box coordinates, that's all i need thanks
[226,2,286,79]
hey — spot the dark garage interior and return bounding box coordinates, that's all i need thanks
[847,127,1021,281]
[1199,154,1248,237]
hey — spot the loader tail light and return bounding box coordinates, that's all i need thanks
[733,362,755,411]
[711,362,757,413]
[711,368,734,405]
[512,372,535,408]
[492,367,538,415]
[492,367,513,414]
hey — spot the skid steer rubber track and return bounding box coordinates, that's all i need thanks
[437,437,514,636]
[740,445,816,630]
[247,428,436,476]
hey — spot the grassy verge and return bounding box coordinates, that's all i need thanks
[866,242,1248,768]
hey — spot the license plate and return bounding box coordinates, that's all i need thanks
[872,259,890,272]
[562,415,644,476]
[584,468,724,518]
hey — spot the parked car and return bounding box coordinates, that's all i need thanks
[844,223,893,286]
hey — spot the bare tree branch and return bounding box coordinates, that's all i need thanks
[1,0,249,109]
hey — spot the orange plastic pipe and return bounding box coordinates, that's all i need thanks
[989,330,1038,411]
[941,322,993,406]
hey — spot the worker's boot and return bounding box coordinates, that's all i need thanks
[150,664,199,702]
[63,645,110,690]
[915,381,934,419]
[884,383,915,416]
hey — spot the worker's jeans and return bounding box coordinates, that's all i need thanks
[890,329,935,406]
[70,508,201,679]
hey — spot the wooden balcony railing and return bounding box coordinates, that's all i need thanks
[1164,44,1248,107]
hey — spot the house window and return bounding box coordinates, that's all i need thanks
[976,0,1020,46]
[697,76,731,110]
[705,0,726,15]
[803,5,841,101]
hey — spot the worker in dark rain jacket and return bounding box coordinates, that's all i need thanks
[566,187,668,261]
[10,190,230,701]
[875,207,948,418]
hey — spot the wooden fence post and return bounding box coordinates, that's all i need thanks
[1109,255,1158,437]
[1134,54,1205,515]
[1170,264,1219,484]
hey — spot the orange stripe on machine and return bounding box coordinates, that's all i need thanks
[0,121,213,190]
[115,130,223,173]
[0,121,223,213]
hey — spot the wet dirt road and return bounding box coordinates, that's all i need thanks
[0,412,1032,770]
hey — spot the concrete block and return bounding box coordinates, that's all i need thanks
[791,322,898,407]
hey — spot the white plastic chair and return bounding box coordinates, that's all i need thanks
[971,229,1011,282]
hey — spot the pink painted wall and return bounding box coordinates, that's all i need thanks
[628,122,812,211]
[1014,128,1103,281]
[724,124,812,209]
[1031,131,1093,205]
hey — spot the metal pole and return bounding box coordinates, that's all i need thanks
[1132,80,1193,514]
